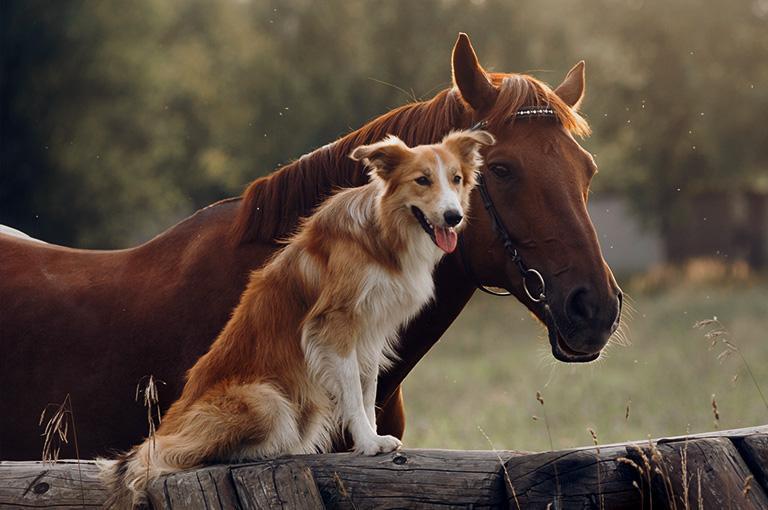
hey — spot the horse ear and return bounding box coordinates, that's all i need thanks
[349,135,411,180]
[554,61,586,109]
[451,33,497,112]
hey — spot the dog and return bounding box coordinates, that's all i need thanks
[100,129,494,508]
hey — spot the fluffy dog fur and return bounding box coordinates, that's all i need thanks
[100,129,494,508]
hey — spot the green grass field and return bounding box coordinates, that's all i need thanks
[402,278,768,452]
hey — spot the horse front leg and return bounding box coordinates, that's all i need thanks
[374,256,476,439]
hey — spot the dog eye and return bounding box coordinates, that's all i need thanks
[452,175,462,184]
[415,176,431,186]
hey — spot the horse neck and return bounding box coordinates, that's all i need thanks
[234,89,473,244]
[323,89,472,179]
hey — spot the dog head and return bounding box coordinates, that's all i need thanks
[350,129,495,253]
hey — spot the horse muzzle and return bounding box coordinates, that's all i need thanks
[545,288,623,363]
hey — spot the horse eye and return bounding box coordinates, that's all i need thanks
[452,175,462,184]
[489,163,514,179]
[415,176,431,186]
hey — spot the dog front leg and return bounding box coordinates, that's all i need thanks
[360,351,380,431]
[330,349,401,455]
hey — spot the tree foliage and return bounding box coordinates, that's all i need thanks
[2,0,766,247]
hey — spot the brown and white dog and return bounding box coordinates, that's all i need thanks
[101,129,494,508]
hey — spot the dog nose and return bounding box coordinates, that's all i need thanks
[443,210,463,227]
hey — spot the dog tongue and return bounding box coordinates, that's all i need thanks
[434,226,457,253]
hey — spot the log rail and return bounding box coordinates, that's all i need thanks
[1,425,766,509]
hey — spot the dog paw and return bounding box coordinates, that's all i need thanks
[354,434,402,456]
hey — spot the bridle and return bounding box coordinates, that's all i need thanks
[458,172,547,302]
[456,106,604,363]
[455,106,588,360]
[458,107,555,304]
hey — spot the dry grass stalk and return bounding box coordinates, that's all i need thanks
[332,472,358,510]
[680,437,691,508]
[478,425,521,510]
[649,441,678,510]
[38,394,85,506]
[533,391,560,508]
[586,427,604,510]
[711,394,720,428]
[617,457,644,508]
[695,317,768,413]
[588,427,599,453]
[742,474,753,498]
[697,469,703,510]
[135,375,164,485]
[625,399,631,421]
[135,375,164,445]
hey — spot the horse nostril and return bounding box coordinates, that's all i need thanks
[443,210,463,227]
[565,286,596,324]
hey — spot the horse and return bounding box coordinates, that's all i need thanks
[0,33,622,460]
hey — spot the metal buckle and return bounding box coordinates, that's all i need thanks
[522,268,546,303]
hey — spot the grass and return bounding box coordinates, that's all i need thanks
[402,278,768,452]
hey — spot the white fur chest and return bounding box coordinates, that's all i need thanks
[354,232,442,359]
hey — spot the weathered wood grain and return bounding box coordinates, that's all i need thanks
[0,460,106,508]
[147,464,241,510]
[230,459,324,510]
[147,449,523,510]
[503,444,642,509]
[732,434,768,499]
[626,437,768,510]
[305,449,522,509]
[2,428,766,510]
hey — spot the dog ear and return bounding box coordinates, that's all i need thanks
[442,130,495,187]
[350,135,411,180]
[442,129,495,162]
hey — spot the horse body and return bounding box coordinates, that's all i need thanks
[0,202,273,458]
[1,34,622,460]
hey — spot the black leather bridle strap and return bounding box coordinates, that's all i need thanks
[459,173,546,303]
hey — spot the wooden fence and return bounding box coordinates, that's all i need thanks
[1,425,766,509]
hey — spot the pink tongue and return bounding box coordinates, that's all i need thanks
[434,226,457,253]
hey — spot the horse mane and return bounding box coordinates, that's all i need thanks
[233,73,589,244]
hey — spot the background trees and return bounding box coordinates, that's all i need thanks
[2,0,766,253]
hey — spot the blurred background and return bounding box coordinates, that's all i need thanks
[2,0,767,451]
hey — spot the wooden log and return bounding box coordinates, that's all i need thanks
[301,449,522,509]
[229,459,324,510]
[732,434,768,498]
[147,464,240,510]
[2,428,766,509]
[149,449,526,510]
[625,437,768,509]
[0,460,106,508]
[503,444,642,509]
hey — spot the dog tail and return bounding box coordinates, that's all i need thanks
[97,442,155,509]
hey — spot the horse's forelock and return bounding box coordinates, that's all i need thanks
[486,73,591,137]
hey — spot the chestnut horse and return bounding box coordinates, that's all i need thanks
[0,34,621,460]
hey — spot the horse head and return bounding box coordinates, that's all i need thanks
[453,34,623,362]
